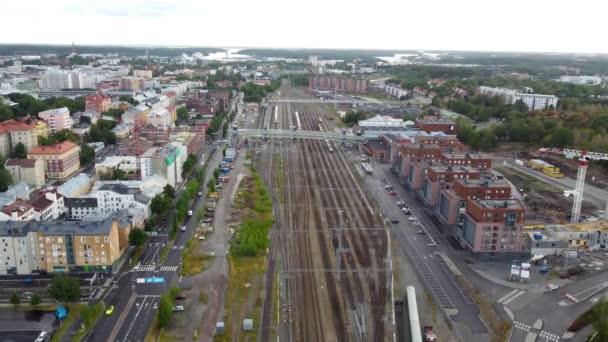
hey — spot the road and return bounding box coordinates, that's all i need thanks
[363,163,490,341]
[85,96,241,342]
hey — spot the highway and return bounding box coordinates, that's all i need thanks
[85,97,240,342]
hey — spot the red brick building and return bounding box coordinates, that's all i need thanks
[415,119,457,135]
[85,94,111,113]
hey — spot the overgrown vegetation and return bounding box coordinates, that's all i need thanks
[232,166,272,256]
[71,302,105,342]
[240,81,280,103]
[180,238,209,276]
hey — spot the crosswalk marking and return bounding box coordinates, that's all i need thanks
[513,321,560,341]
[132,265,179,272]
[498,289,525,304]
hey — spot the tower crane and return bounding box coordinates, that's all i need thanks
[562,149,608,224]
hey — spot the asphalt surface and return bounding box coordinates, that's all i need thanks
[84,97,240,342]
[0,330,42,342]
[363,163,490,341]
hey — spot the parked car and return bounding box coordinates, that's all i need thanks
[202,218,213,224]
[388,191,397,196]
[197,192,202,196]
[417,230,426,234]
[173,305,185,312]
[390,218,399,224]
[175,295,187,300]
[384,185,392,190]
[204,212,214,218]
[187,210,193,216]
[408,216,417,222]
[181,226,187,232]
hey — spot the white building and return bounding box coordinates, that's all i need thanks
[140,146,182,188]
[38,107,73,133]
[95,156,138,177]
[558,75,602,86]
[0,222,40,275]
[91,183,152,219]
[385,84,408,99]
[477,86,558,111]
[147,107,171,127]
[514,93,559,111]
[30,190,64,221]
[359,114,406,129]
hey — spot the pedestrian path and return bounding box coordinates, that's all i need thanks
[132,265,179,272]
[512,320,560,342]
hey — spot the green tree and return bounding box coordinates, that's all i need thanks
[119,95,139,106]
[80,144,95,167]
[53,129,77,143]
[30,293,41,306]
[13,143,27,158]
[208,178,216,192]
[0,104,15,121]
[177,107,190,120]
[163,184,176,199]
[49,275,81,302]
[589,299,608,342]
[343,111,363,127]
[157,294,174,328]
[10,293,20,307]
[550,127,574,148]
[0,168,13,192]
[129,229,148,247]
[182,154,197,175]
[151,194,171,216]
[213,168,220,180]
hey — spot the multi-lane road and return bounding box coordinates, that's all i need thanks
[84,99,240,342]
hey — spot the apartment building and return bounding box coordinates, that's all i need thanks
[0,119,39,157]
[120,76,145,91]
[385,84,408,99]
[419,166,481,206]
[442,152,492,171]
[38,107,73,133]
[29,189,64,221]
[0,222,40,274]
[436,178,512,228]
[4,158,45,190]
[461,199,526,259]
[35,218,122,274]
[415,118,457,135]
[309,76,367,93]
[27,141,81,179]
[133,70,153,79]
[92,183,151,219]
[140,146,182,188]
[85,94,111,113]
[0,201,36,222]
[477,86,558,111]
[64,198,98,220]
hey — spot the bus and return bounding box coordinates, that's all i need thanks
[361,162,373,174]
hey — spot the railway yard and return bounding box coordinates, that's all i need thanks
[248,86,391,342]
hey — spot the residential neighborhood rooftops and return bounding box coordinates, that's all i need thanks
[4,158,39,168]
[28,141,79,155]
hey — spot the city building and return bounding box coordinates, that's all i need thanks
[133,70,153,79]
[27,141,81,179]
[92,183,152,219]
[29,189,64,221]
[309,76,367,93]
[415,118,456,135]
[419,166,481,206]
[38,70,96,90]
[85,94,111,113]
[64,197,98,220]
[34,218,122,274]
[461,199,526,259]
[38,107,73,133]
[140,146,182,188]
[120,76,145,91]
[147,107,171,127]
[0,119,39,157]
[95,156,138,178]
[385,84,408,99]
[477,86,558,111]
[0,222,40,274]
[558,75,602,86]
[4,158,45,190]
[0,200,36,221]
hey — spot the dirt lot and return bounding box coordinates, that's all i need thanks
[496,167,597,223]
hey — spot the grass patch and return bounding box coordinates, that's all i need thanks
[70,302,105,342]
[273,153,285,203]
[192,329,200,341]
[455,275,511,342]
[50,304,85,342]
[180,238,210,276]
[144,321,175,342]
[495,167,562,192]
[199,291,209,304]
[159,244,171,263]
[215,255,266,342]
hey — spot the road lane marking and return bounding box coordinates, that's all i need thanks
[502,290,525,305]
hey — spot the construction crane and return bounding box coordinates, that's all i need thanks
[562,149,608,224]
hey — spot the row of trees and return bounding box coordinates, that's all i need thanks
[7,93,85,118]
[241,81,280,103]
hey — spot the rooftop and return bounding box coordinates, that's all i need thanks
[28,141,79,155]
[64,197,98,208]
[33,217,115,236]
[456,178,510,187]
[1,200,34,217]
[99,183,140,195]
[4,158,39,168]
[474,199,523,210]
[39,107,69,115]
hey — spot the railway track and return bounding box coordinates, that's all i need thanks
[252,86,390,342]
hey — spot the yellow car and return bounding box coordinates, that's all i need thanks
[105,305,115,315]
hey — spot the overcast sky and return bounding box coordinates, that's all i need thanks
[2,0,606,54]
